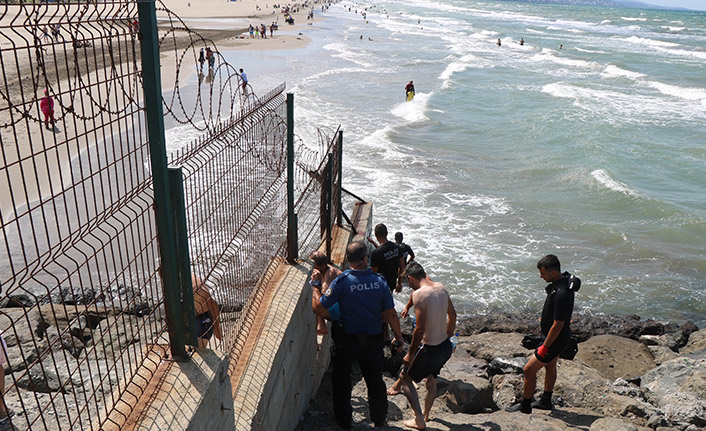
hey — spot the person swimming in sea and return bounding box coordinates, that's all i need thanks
[497,38,502,47]
[520,38,524,46]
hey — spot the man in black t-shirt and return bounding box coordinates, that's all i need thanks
[394,232,415,265]
[506,254,579,414]
[370,224,405,293]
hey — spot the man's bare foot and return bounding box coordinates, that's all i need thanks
[403,417,426,430]
[387,380,402,395]
[424,413,431,422]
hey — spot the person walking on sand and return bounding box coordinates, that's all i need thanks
[313,241,404,429]
[388,261,456,430]
[506,254,580,414]
[198,48,205,69]
[309,250,342,335]
[249,24,254,38]
[40,89,55,131]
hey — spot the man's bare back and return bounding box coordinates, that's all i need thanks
[413,280,451,346]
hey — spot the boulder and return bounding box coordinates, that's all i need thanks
[460,332,529,361]
[0,307,46,347]
[681,329,706,355]
[641,354,706,429]
[589,417,653,431]
[575,335,656,381]
[45,326,84,359]
[491,374,523,409]
[437,376,495,414]
[440,349,488,380]
[3,338,48,373]
[17,362,64,393]
[648,345,679,365]
[457,311,540,335]
[640,334,679,351]
[0,294,36,308]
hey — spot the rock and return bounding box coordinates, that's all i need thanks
[45,326,84,359]
[575,335,656,381]
[638,334,679,351]
[54,285,105,305]
[488,357,526,376]
[641,354,706,429]
[681,329,706,354]
[674,322,699,349]
[0,308,46,347]
[461,332,529,361]
[440,349,488,380]
[648,345,679,365]
[0,294,36,308]
[491,374,523,409]
[437,376,495,414]
[458,311,540,335]
[17,362,64,393]
[4,338,48,373]
[589,417,653,431]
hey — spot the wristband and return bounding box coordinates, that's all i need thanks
[537,344,549,358]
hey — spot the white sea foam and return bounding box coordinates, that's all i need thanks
[621,17,647,22]
[601,65,645,80]
[661,26,685,32]
[390,93,431,123]
[623,36,680,48]
[546,25,585,34]
[531,48,598,69]
[648,81,706,102]
[575,47,609,54]
[600,20,612,25]
[591,169,639,196]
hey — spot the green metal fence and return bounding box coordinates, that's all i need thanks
[0,0,345,429]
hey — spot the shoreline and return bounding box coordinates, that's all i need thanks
[0,0,328,219]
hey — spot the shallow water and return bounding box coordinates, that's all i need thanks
[172,1,706,325]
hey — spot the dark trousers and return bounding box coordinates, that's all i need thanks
[331,332,387,428]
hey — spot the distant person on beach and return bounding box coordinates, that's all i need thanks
[371,223,404,293]
[497,38,501,46]
[388,261,456,430]
[239,68,248,92]
[198,48,205,69]
[395,232,415,265]
[208,53,215,71]
[40,89,55,131]
[506,255,580,414]
[314,240,404,429]
[191,273,223,348]
[249,24,254,38]
[309,250,342,335]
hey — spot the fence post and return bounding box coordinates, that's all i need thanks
[286,93,298,264]
[336,130,343,227]
[325,153,333,260]
[168,167,198,348]
[137,0,188,360]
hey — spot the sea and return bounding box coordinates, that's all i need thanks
[170,0,706,325]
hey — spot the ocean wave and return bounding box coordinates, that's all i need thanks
[390,93,431,123]
[601,65,645,80]
[546,25,585,34]
[621,17,647,22]
[531,48,598,69]
[575,47,609,54]
[648,81,706,102]
[600,20,612,25]
[439,54,492,88]
[591,169,640,196]
[660,26,685,32]
[623,36,680,48]
[324,41,379,68]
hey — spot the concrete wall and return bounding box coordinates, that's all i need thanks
[127,349,235,431]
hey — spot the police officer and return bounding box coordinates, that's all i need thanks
[506,254,580,414]
[314,240,404,429]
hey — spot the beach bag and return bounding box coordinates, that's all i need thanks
[521,334,579,360]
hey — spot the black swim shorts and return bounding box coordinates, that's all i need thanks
[405,338,453,383]
[535,332,571,364]
[196,312,214,339]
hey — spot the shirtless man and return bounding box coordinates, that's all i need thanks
[310,251,342,334]
[391,261,456,430]
[192,273,223,348]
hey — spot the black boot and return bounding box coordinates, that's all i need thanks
[531,391,553,410]
[505,397,532,414]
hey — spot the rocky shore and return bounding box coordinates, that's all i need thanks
[296,312,706,431]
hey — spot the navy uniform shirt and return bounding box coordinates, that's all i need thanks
[541,272,577,337]
[370,241,400,290]
[320,268,395,335]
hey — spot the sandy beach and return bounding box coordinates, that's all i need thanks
[0,0,327,218]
